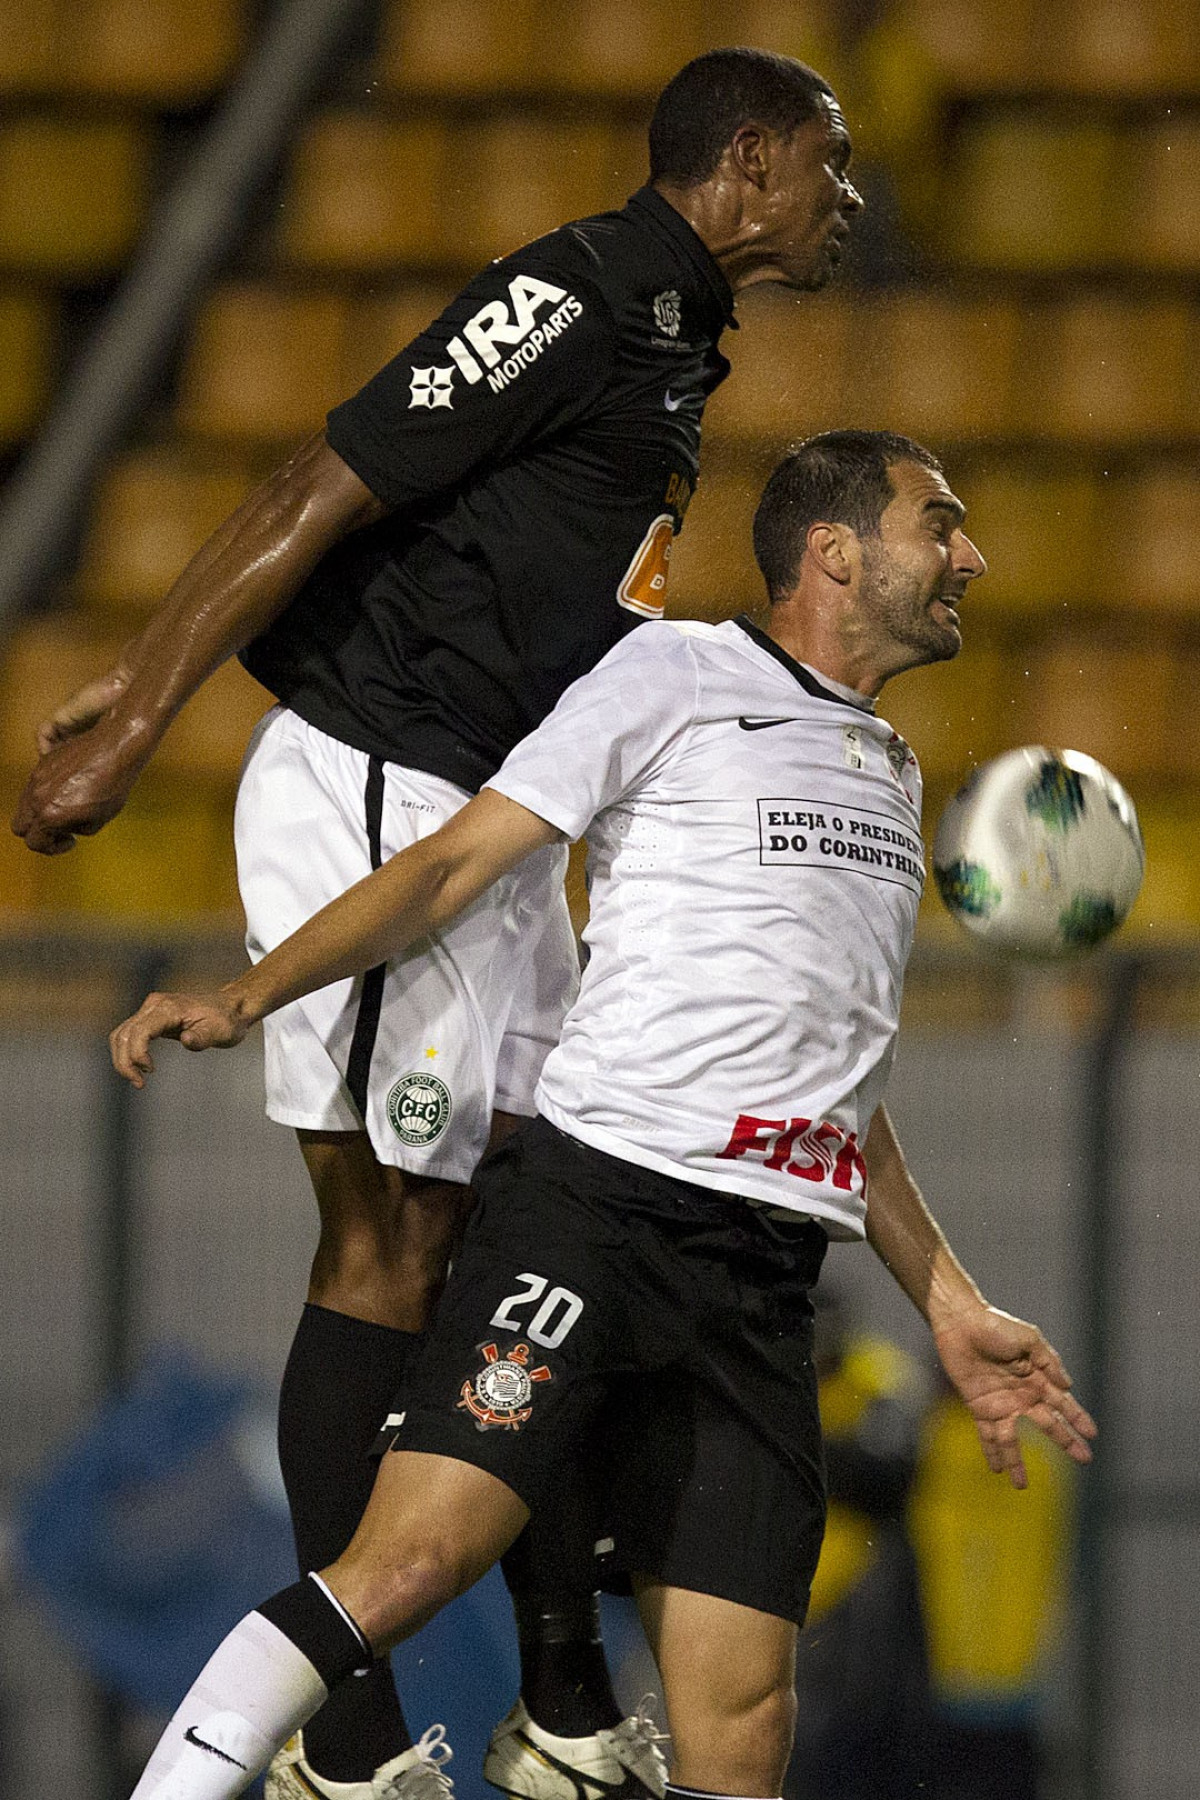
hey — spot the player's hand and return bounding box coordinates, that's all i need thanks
[36,666,130,754]
[931,1302,1097,1489]
[12,713,149,854]
[110,990,252,1087]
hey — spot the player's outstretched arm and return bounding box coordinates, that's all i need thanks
[862,1105,1097,1488]
[110,789,561,1087]
[13,433,386,856]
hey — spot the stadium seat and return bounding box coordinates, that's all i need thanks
[1127,797,1200,940]
[954,467,1100,611]
[534,0,704,97]
[705,292,856,442]
[39,778,241,917]
[458,118,645,265]
[1125,118,1200,274]
[175,284,352,442]
[377,0,540,95]
[665,463,767,619]
[74,449,257,614]
[0,0,59,94]
[881,643,1015,782]
[0,114,150,276]
[1097,466,1200,613]
[58,0,243,105]
[865,291,1021,441]
[343,285,459,394]
[1055,0,1200,96]
[0,620,127,774]
[154,658,270,783]
[1021,297,1195,442]
[895,0,1039,92]
[946,113,1119,271]
[0,289,55,442]
[276,114,454,272]
[1019,638,1174,781]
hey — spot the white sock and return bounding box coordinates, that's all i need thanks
[130,1611,329,1800]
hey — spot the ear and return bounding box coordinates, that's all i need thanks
[728,123,770,189]
[807,522,855,585]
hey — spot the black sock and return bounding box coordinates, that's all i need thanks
[258,1573,374,1686]
[277,1304,420,1780]
[504,1522,622,1737]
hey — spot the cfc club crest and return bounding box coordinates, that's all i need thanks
[652,289,682,337]
[386,1072,452,1146]
[458,1341,552,1432]
[409,365,455,409]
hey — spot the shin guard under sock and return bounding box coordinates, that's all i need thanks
[277,1304,420,1778]
[130,1576,370,1800]
[504,1521,622,1737]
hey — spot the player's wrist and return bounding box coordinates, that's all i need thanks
[217,979,262,1033]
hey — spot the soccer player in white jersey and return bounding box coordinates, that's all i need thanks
[111,432,1097,1800]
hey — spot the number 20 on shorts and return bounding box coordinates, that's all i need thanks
[490,1273,584,1349]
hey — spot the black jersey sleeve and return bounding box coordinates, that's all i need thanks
[326,249,620,512]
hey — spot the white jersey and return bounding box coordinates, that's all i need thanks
[486,616,925,1237]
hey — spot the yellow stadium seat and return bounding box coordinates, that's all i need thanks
[1022,297,1194,442]
[37,778,240,917]
[176,284,352,442]
[1125,119,1200,274]
[895,0,1039,92]
[59,0,243,104]
[0,289,55,441]
[74,449,257,614]
[0,0,60,94]
[865,292,1021,441]
[881,643,1016,782]
[535,0,704,97]
[277,114,455,272]
[1019,638,1174,782]
[1055,0,1200,97]
[342,285,458,394]
[706,292,856,442]
[0,114,149,276]
[1097,466,1200,612]
[947,114,1119,271]
[1126,797,1200,940]
[378,0,540,94]
[155,657,270,782]
[665,463,767,619]
[460,118,645,264]
[0,621,128,772]
[955,467,1100,611]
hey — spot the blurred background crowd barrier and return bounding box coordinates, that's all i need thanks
[0,3,1198,1798]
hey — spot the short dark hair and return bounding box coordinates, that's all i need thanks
[752,430,944,602]
[649,48,834,187]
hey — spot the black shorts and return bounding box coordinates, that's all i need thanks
[386,1116,829,1624]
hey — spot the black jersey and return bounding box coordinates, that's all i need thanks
[240,188,734,793]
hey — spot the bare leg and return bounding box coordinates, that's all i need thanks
[636,1581,798,1797]
[298,1128,473,1328]
[326,1450,531,1651]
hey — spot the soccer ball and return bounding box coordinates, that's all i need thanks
[932,747,1145,958]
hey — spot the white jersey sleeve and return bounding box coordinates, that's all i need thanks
[484,622,701,839]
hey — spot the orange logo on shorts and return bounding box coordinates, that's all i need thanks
[458,1341,552,1432]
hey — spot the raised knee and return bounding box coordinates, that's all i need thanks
[333,1537,475,1655]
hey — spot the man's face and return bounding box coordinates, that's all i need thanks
[855,460,987,672]
[755,96,863,290]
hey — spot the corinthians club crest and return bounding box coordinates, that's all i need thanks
[458,1341,552,1432]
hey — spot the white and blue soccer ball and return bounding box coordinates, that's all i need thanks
[933,747,1145,958]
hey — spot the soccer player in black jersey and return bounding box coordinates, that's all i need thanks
[16,48,862,1800]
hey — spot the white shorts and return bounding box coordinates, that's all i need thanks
[233,707,578,1183]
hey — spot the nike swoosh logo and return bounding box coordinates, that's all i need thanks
[738,716,800,731]
[663,390,692,412]
[184,1727,247,1770]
